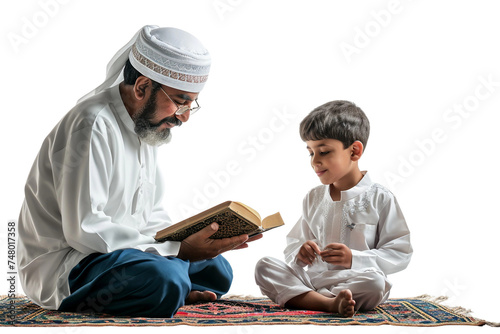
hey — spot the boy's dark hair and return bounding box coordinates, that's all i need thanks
[123,59,161,91]
[299,100,370,150]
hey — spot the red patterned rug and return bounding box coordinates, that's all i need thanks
[0,295,494,327]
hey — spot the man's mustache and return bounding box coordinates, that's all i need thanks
[149,116,183,128]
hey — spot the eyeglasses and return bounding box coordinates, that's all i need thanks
[159,87,201,115]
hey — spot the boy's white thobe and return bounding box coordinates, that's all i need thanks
[255,173,413,310]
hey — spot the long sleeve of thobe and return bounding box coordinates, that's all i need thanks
[54,107,179,256]
[17,86,181,309]
[350,197,412,275]
[284,197,317,266]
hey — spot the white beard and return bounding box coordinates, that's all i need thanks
[137,128,172,146]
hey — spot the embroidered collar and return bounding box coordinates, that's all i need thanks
[325,171,372,202]
[340,171,372,201]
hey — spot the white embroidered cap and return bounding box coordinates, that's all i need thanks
[130,26,211,92]
[78,25,210,103]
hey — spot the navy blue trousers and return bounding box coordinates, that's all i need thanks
[58,249,233,317]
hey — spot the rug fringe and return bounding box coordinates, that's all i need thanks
[414,294,448,303]
[485,321,500,327]
[413,295,500,326]
[414,295,476,317]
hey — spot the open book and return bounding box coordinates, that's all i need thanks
[155,201,284,242]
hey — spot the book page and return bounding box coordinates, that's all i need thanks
[233,201,261,221]
[261,212,285,230]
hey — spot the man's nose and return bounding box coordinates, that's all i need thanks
[176,110,190,123]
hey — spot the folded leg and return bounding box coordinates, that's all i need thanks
[255,256,315,306]
[59,249,233,317]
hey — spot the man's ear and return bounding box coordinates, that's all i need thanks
[351,141,364,161]
[133,76,151,101]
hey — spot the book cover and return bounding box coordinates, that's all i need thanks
[155,201,284,242]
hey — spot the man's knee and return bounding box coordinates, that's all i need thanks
[214,256,233,291]
[131,257,191,299]
[188,255,233,295]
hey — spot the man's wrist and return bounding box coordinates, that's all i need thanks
[176,241,188,260]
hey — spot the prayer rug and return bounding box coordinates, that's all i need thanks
[0,295,494,327]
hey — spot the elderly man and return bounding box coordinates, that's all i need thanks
[17,25,258,318]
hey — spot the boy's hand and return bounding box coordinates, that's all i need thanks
[296,240,321,265]
[320,243,352,269]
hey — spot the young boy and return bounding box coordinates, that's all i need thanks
[255,100,412,317]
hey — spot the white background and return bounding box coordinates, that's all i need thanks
[1,0,499,333]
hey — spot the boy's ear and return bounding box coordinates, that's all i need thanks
[350,141,364,161]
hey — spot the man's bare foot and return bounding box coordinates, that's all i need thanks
[331,289,356,317]
[185,290,217,304]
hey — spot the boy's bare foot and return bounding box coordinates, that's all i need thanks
[185,290,217,304]
[285,289,356,317]
[331,289,356,317]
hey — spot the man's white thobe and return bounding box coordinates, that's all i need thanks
[18,85,179,310]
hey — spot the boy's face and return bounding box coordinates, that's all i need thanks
[306,139,356,186]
